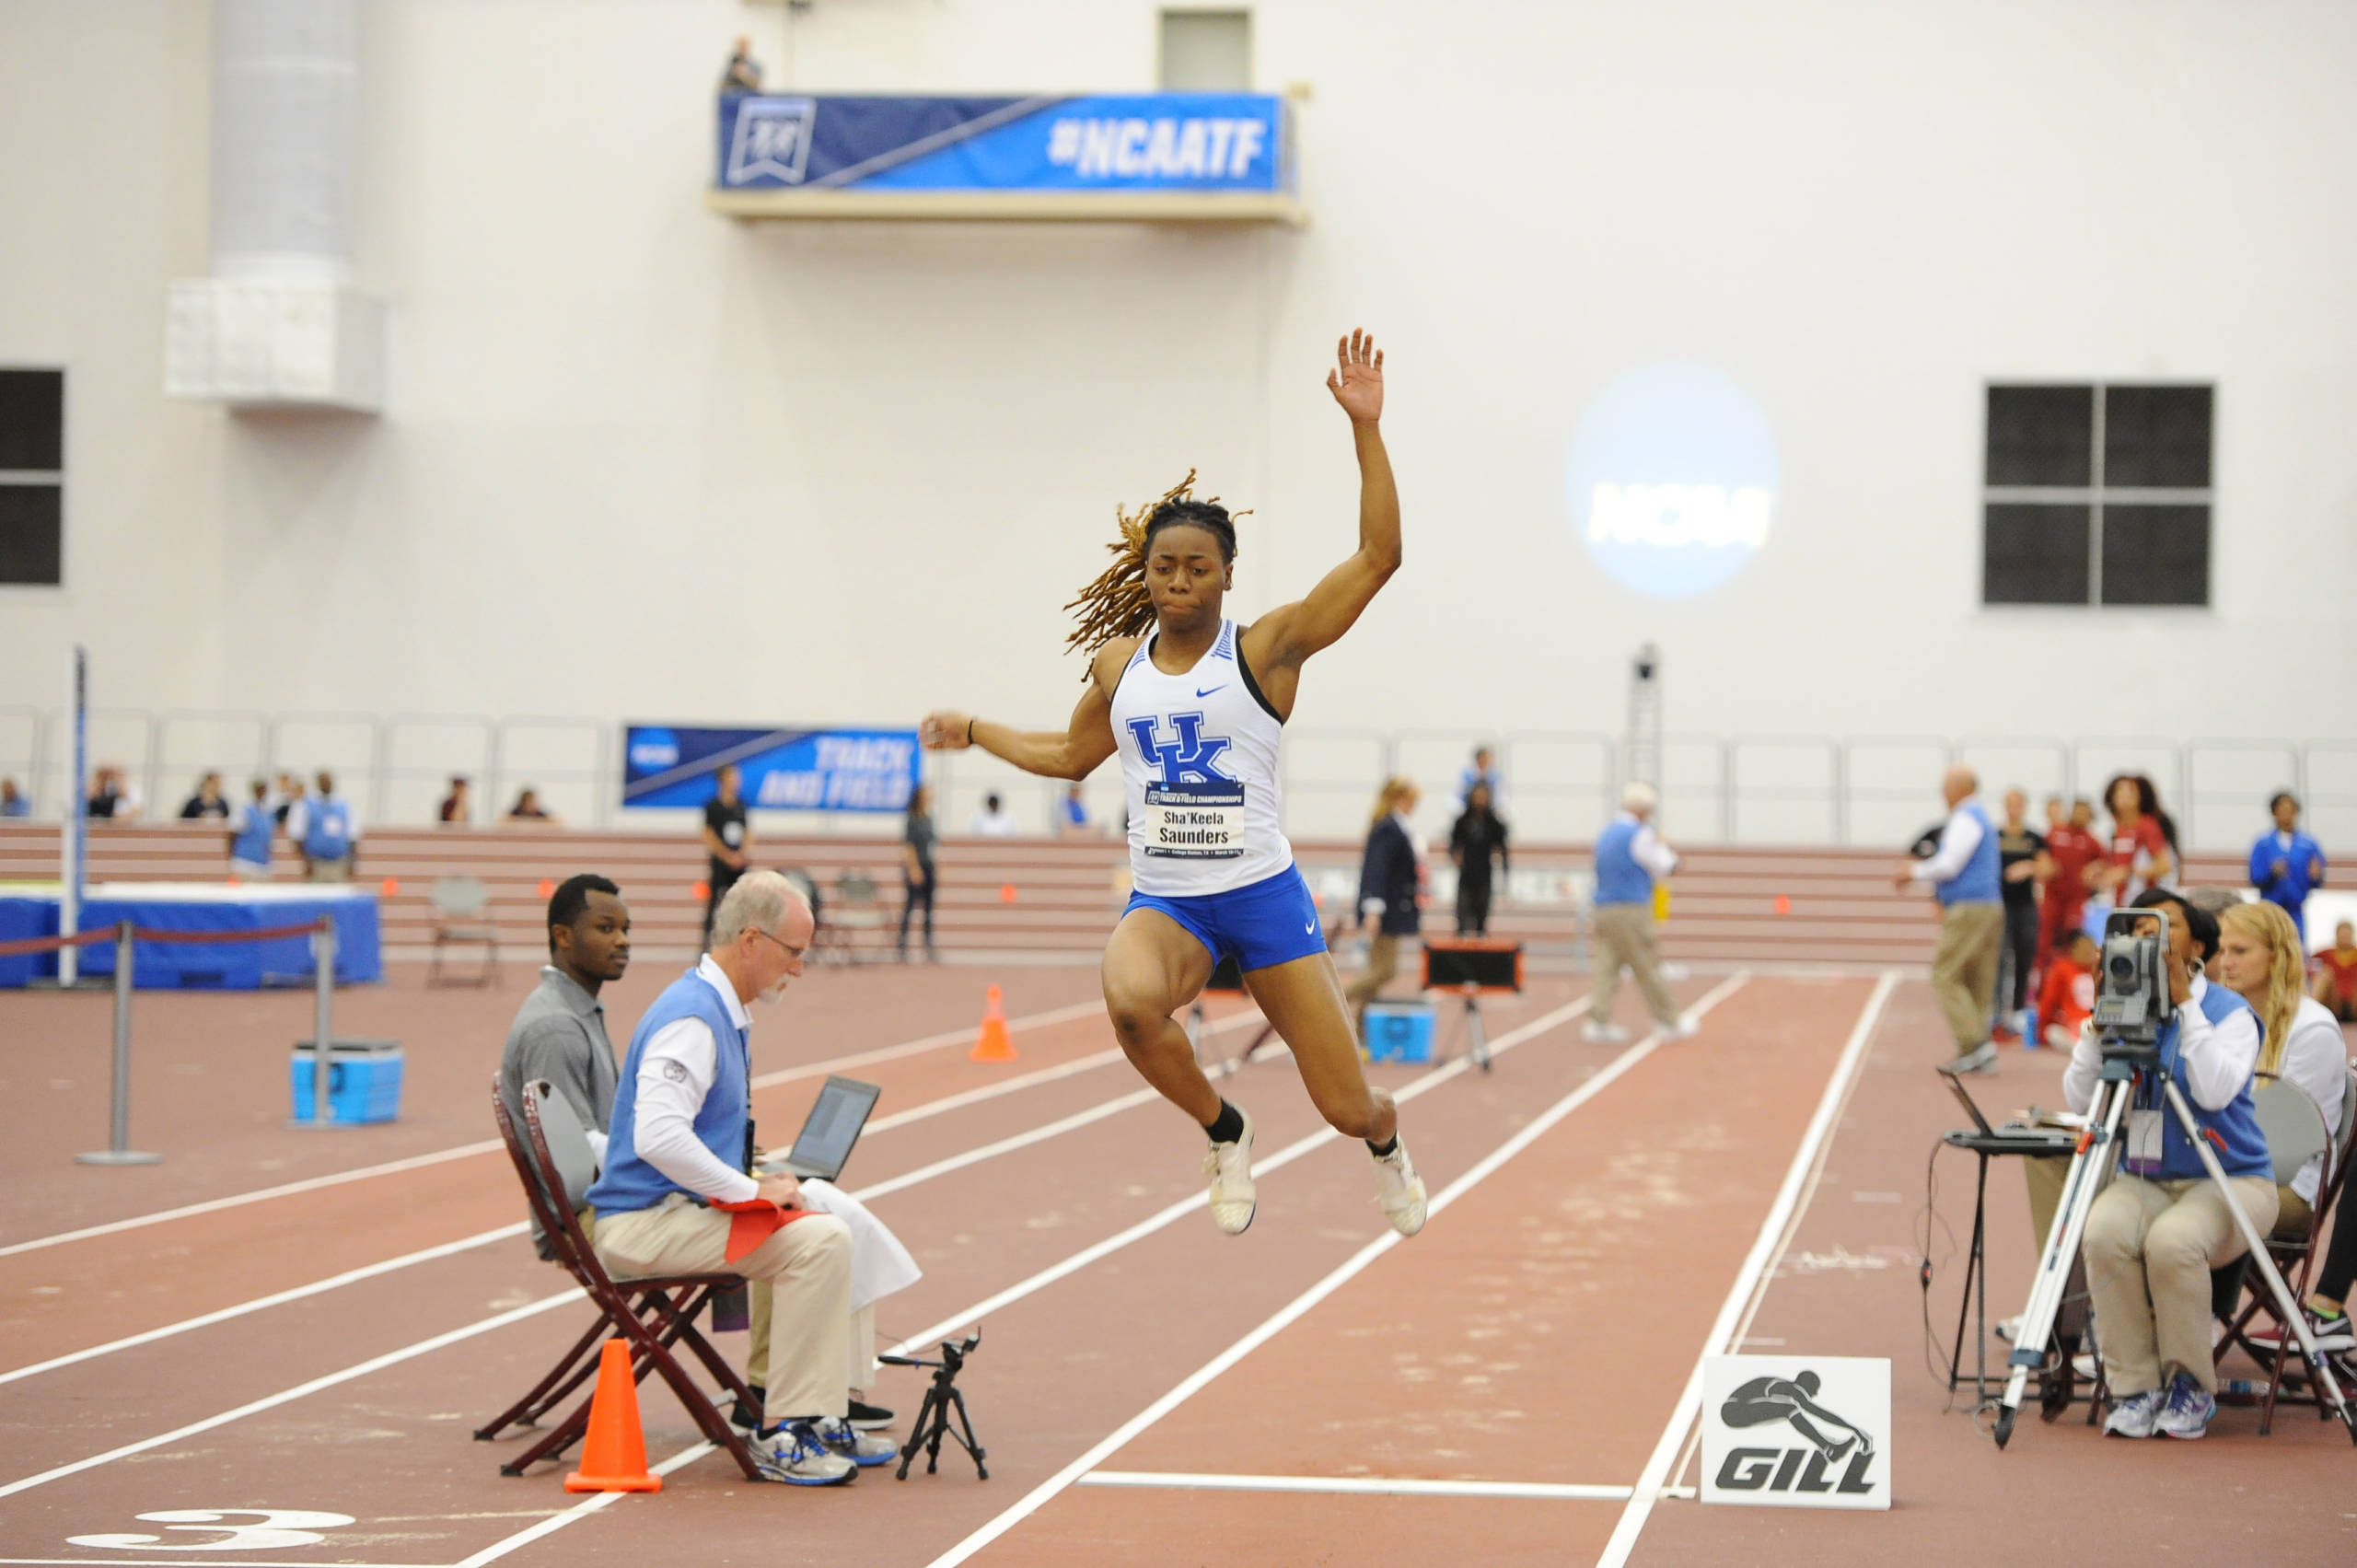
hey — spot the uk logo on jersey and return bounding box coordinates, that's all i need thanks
[1127,714,1236,785]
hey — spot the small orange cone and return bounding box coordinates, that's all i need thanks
[970,983,1017,1063]
[539,877,556,898]
[690,879,708,900]
[999,882,1017,904]
[1774,894,1791,916]
[563,1340,661,1493]
[380,877,400,897]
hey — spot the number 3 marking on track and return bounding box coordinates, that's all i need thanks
[68,1509,356,1551]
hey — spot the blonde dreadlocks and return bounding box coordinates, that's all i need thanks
[1062,470,1244,671]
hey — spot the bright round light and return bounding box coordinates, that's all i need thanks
[1565,363,1780,598]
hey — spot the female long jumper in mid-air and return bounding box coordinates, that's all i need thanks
[921,329,1424,1238]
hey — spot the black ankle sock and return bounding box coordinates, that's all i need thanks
[1367,1134,1399,1158]
[1203,1100,1245,1144]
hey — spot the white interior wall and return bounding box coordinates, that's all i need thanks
[2,0,2352,843]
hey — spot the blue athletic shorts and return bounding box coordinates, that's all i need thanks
[1121,865,1328,974]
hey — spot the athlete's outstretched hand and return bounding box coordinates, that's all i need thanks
[1326,328,1384,424]
[920,711,973,751]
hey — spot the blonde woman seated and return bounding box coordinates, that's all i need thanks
[2216,900,2348,1239]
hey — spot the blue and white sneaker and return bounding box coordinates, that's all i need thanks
[2102,1388,2161,1438]
[812,1415,899,1468]
[752,1421,857,1485]
[2154,1371,2216,1440]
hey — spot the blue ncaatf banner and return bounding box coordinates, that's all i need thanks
[717,93,1289,193]
[622,726,918,813]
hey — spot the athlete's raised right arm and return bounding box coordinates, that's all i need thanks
[921,642,1129,782]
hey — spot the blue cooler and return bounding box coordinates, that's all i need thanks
[289,1039,405,1124]
[1364,1002,1436,1063]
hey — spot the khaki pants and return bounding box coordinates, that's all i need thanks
[2083,1172,2278,1396]
[594,1194,853,1426]
[1345,933,1400,1032]
[306,854,354,884]
[747,1286,877,1398]
[1592,903,1678,1028]
[1931,902,2003,1052]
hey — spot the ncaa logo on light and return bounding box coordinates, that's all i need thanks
[628,730,679,772]
[1564,363,1780,598]
[726,97,817,185]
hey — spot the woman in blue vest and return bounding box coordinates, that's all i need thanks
[2070,889,2276,1441]
[226,778,276,880]
[289,770,358,882]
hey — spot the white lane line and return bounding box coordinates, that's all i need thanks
[884,986,1620,1356]
[0,1225,529,1388]
[919,977,1753,1568]
[0,998,1114,1260]
[446,985,1616,1566]
[1592,970,1899,1568]
[1080,1470,1632,1501]
[0,1294,586,1502]
[0,1014,1273,1387]
[447,1441,714,1568]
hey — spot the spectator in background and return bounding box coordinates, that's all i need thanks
[2094,773,2177,907]
[507,787,559,825]
[1451,744,1507,817]
[2311,921,2357,1023]
[2040,796,2103,976]
[970,792,1019,837]
[1448,781,1509,935]
[1056,783,1092,838]
[0,777,26,817]
[1346,778,1422,1040]
[2216,901,2344,1240]
[1993,788,2049,1043]
[226,778,274,880]
[273,772,304,828]
[2248,791,2326,940]
[1898,764,2003,1074]
[719,34,762,92]
[1588,782,1690,1043]
[86,766,140,819]
[701,764,752,946]
[439,776,471,825]
[899,784,938,962]
[180,772,229,819]
[2038,929,2097,1048]
[286,770,358,881]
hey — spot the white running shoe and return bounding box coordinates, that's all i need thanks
[1583,1020,1631,1044]
[1658,1016,1699,1041]
[1203,1108,1257,1235]
[1373,1138,1427,1237]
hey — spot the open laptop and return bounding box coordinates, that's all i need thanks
[761,1074,883,1181]
[1939,1070,2076,1147]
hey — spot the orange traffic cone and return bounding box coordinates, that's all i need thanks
[970,983,1017,1063]
[563,1339,662,1493]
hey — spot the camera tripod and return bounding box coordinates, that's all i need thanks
[1992,1051,2357,1447]
[879,1330,987,1480]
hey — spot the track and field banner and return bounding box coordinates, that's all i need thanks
[622,726,919,813]
[1700,1355,1890,1510]
[714,92,1290,195]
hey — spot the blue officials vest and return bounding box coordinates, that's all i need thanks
[586,967,750,1215]
[231,805,274,865]
[1935,802,2002,906]
[1594,816,1653,907]
[304,798,354,859]
[2130,981,2271,1182]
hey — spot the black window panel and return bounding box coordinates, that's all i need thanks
[0,370,64,471]
[1985,385,2093,487]
[0,484,63,585]
[2100,504,2208,606]
[2103,385,2212,488]
[1984,503,2090,604]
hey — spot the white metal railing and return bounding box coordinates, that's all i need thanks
[0,704,2341,855]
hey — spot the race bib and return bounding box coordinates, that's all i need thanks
[1143,783,1246,859]
[2125,1109,2164,1170]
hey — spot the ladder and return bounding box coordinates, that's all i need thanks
[1623,643,1663,806]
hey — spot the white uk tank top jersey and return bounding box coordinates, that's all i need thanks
[1109,619,1294,896]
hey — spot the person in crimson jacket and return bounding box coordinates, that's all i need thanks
[2039,795,2104,972]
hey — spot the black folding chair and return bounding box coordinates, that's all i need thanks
[475,1081,763,1479]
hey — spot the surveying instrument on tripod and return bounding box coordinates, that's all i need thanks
[1991,904,2357,1447]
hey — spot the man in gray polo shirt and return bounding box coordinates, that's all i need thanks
[500,873,631,1254]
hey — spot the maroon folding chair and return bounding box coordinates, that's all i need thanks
[475,1081,763,1479]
